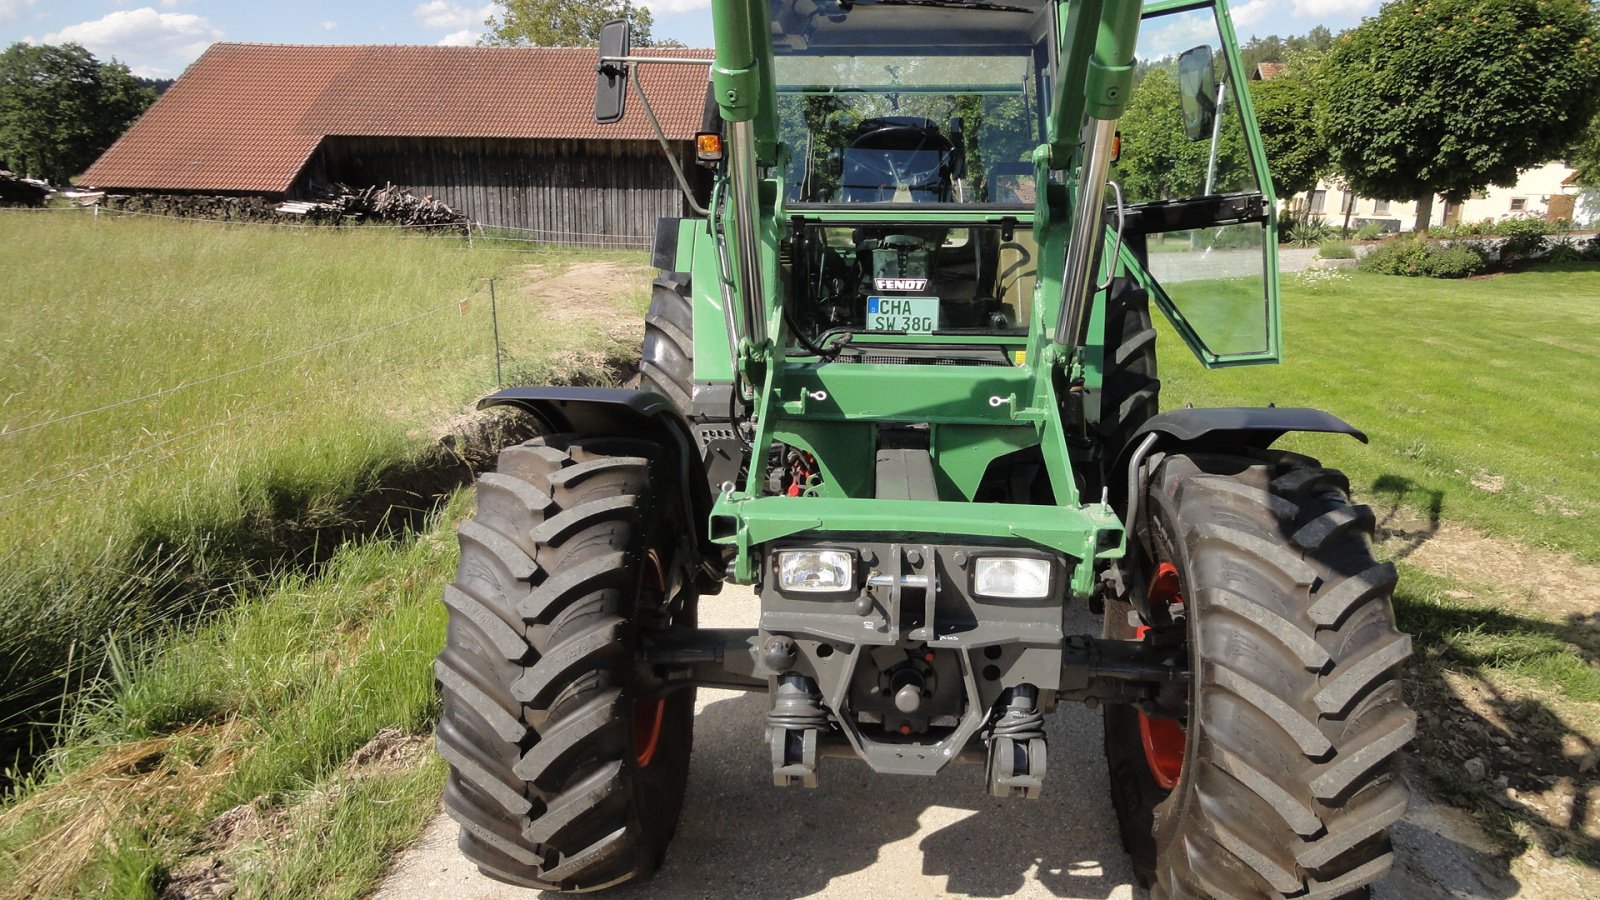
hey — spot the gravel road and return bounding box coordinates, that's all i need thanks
[378,584,1519,900]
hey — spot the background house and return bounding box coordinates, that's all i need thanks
[80,43,713,246]
[1292,161,1597,231]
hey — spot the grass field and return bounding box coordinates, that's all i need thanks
[0,211,653,897]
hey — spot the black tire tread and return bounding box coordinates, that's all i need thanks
[1099,280,1161,473]
[1117,450,1412,900]
[436,433,693,891]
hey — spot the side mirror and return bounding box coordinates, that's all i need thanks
[1177,45,1218,142]
[595,18,631,124]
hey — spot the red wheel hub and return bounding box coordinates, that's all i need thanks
[634,698,666,767]
[634,550,670,769]
[1137,562,1187,790]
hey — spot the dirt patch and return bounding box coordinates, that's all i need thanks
[347,727,429,775]
[162,856,236,900]
[1374,505,1600,621]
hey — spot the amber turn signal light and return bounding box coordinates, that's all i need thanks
[695,131,724,162]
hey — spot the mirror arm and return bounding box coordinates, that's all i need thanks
[1203,79,1229,196]
[630,68,711,217]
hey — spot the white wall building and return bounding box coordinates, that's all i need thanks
[1291,161,1598,231]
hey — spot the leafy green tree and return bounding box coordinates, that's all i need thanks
[484,0,656,47]
[1248,58,1329,201]
[1319,0,1600,231]
[1113,66,1247,205]
[1571,111,1600,187]
[0,42,155,185]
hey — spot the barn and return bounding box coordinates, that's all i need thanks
[80,43,713,246]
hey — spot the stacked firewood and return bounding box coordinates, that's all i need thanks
[0,172,51,207]
[102,185,469,234]
[314,183,469,233]
[103,193,285,221]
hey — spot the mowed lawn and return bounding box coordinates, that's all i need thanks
[1157,264,1600,564]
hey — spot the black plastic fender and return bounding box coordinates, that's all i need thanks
[1127,406,1367,452]
[1115,405,1368,497]
[1114,406,1368,619]
[477,386,720,577]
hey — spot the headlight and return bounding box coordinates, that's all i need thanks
[776,549,855,593]
[973,557,1052,599]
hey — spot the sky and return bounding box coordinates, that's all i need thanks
[0,1,1384,79]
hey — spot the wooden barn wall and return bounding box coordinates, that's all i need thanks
[302,136,691,247]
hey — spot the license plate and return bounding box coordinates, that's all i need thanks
[865,296,939,333]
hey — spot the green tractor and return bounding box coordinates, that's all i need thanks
[432,0,1414,896]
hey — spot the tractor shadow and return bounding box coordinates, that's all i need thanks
[1356,475,1599,889]
[595,603,1141,899]
[606,689,1144,899]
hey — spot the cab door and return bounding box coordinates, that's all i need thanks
[1111,0,1282,367]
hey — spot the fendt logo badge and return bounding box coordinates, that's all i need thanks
[874,278,928,292]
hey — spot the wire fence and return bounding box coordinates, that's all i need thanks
[1,203,654,249]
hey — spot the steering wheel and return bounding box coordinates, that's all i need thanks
[844,125,950,199]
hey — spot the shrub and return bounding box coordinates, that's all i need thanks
[1358,238,1433,276]
[1548,235,1585,264]
[1354,222,1383,242]
[1422,243,1488,278]
[1357,238,1487,278]
[1496,216,1552,258]
[1287,215,1333,248]
[1318,239,1356,259]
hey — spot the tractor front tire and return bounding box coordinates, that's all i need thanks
[1105,449,1413,899]
[435,434,695,891]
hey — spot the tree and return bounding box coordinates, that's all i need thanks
[1319,0,1600,231]
[0,42,155,185]
[484,0,657,47]
[1571,110,1600,187]
[1114,66,1247,205]
[1249,73,1328,201]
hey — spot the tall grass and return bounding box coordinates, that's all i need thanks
[0,496,466,899]
[0,211,646,772]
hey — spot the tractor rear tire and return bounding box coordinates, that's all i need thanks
[1105,449,1413,899]
[639,273,695,415]
[435,433,696,891]
[1099,279,1160,467]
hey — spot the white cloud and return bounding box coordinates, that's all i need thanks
[130,64,173,78]
[412,1,493,31]
[320,20,338,31]
[43,8,222,63]
[437,29,476,46]
[1231,0,1270,29]
[636,0,711,14]
[1139,15,1216,61]
[1292,0,1377,15]
[0,0,35,25]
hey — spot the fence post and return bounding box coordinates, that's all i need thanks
[490,277,503,388]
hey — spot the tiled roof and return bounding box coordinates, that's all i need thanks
[1253,62,1286,81]
[81,43,713,193]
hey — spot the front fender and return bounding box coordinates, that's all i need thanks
[1126,406,1368,453]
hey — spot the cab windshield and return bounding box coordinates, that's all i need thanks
[776,55,1044,205]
